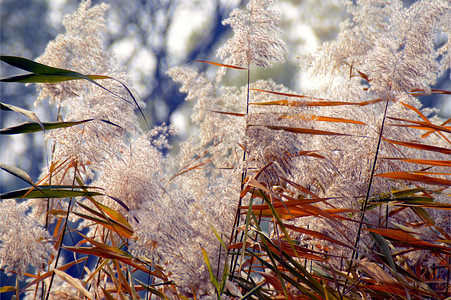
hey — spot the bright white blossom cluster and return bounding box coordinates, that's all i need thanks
[35,0,142,178]
[0,199,55,278]
[217,0,286,68]
[169,0,450,267]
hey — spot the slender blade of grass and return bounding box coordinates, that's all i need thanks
[200,243,221,296]
[374,171,450,186]
[257,125,349,136]
[134,279,170,300]
[196,59,247,70]
[365,228,449,254]
[0,56,148,128]
[0,185,103,199]
[1,102,44,131]
[381,157,451,167]
[383,139,451,154]
[0,163,36,187]
[0,120,95,135]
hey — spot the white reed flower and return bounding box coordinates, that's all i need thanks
[217,0,286,68]
[294,0,450,264]
[363,0,449,94]
[0,199,55,279]
[92,128,172,215]
[35,0,143,180]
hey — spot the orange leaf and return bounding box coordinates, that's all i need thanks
[283,223,352,249]
[381,157,451,167]
[250,88,319,99]
[251,89,383,106]
[312,115,366,125]
[255,271,284,291]
[360,283,408,296]
[64,246,163,276]
[281,177,320,198]
[259,125,348,136]
[355,261,396,283]
[399,101,431,123]
[195,60,247,70]
[266,241,326,261]
[169,159,211,180]
[210,110,245,117]
[387,116,451,143]
[410,88,451,96]
[365,228,449,254]
[280,114,366,125]
[227,241,256,250]
[374,172,450,186]
[21,257,88,291]
[250,99,363,107]
[383,139,451,155]
[297,151,326,159]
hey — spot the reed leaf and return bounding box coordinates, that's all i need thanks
[53,269,94,300]
[383,139,451,154]
[255,124,349,136]
[0,56,148,127]
[381,157,451,167]
[0,185,103,199]
[195,59,248,70]
[1,102,44,131]
[374,171,450,186]
[365,228,449,254]
[0,163,36,187]
[134,279,170,300]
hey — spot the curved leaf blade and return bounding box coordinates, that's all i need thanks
[1,56,148,127]
[0,163,36,187]
[374,172,450,186]
[1,102,44,131]
[1,120,93,135]
[258,124,349,136]
[0,185,103,199]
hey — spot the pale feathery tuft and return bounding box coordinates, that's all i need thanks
[0,199,55,279]
[217,0,286,69]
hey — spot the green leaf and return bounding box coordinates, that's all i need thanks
[134,279,170,300]
[240,197,254,268]
[0,73,109,83]
[0,185,103,199]
[200,243,220,296]
[0,286,15,293]
[0,163,36,187]
[258,187,301,259]
[240,282,265,300]
[0,55,109,82]
[1,119,122,135]
[244,246,318,299]
[210,226,230,295]
[0,56,148,127]
[1,102,44,131]
[367,228,399,281]
[247,213,291,299]
[1,120,92,135]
